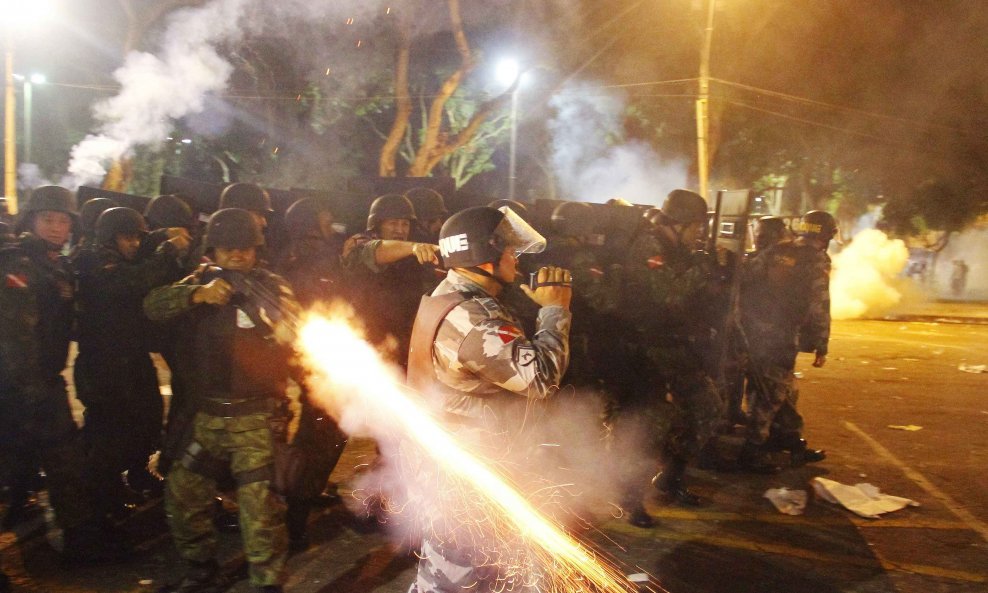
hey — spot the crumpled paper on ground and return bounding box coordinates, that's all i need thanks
[958,364,986,373]
[811,477,919,518]
[763,487,807,515]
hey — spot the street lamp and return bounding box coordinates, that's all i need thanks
[2,0,54,214]
[496,59,521,201]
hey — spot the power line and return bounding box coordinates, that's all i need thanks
[719,97,956,156]
[711,77,970,135]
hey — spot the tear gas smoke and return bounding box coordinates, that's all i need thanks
[62,0,556,189]
[297,306,640,592]
[549,82,688,205]
[67,0,252,187]
[831,229,910,319]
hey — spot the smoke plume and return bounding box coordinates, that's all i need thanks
[67,0,250,187]
[549,82,688,205]
[831,229,909,319]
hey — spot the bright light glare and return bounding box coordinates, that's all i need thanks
[0,0,53,27]
[298,313,634,593]
[29,73,46,84]
[496,58,520,86]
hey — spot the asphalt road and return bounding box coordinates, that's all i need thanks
[2,313,986,593]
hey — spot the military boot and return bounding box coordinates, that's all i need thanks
[787,437,826,467]
[736,441,781,474]
[651,458,702,507]
[158,560,221,593]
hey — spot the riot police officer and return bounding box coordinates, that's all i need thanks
[342,194,440,367]
[405,205,572,593]
[219,183,273,234]
[274,197,349,549]
[145,208,298,593]
[736,210,831,471]
[1,186,125,563]
[617,189,726,525]
[73,207,190,512]
[404,187,448,244]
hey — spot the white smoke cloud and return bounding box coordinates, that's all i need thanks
[549,82,688,205]
[831,229,910,319]
[66,0,252,187]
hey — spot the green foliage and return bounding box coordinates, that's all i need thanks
[881,178,984,237]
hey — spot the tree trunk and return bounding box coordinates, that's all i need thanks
[379,20,412,178]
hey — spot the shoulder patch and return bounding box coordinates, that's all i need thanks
[5,273,29,288]
[494,324,523,344]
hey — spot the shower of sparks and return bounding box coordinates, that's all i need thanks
[298,312,636,593]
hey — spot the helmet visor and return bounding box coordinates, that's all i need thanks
[495,206,546,256]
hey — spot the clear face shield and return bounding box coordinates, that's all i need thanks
[495,206,546,257]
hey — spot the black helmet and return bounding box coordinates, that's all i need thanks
[439,206,546,268]
[80,197,119,236]
[661,189,708,225]
[16,186,79,234]
[219,182,273,213]
[204,208,265,250]
[404,187,447,220]
[145,194,194,230]
[798,210,837,241]
[755,216,787,250]
[284,197,333,241]
[550,201,596,237]
[95,207,148,247]
[367,194,416,231]
[23,186,78,216]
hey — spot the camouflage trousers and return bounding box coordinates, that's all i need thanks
[165,412,287,587]
[642,345,726,459]
[745,359,804,444]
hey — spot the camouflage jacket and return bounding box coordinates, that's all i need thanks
[143,265,300,403]
[0,234,74,394]
[341,230,441,360]
[622,230,722,343]
[429,270,571,428]
[741,240,831,356]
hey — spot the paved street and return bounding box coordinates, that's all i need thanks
[2,306,987,593]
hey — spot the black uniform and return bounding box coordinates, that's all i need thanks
[73,238,185,506]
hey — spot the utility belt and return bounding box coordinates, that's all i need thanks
[197,397,276,418]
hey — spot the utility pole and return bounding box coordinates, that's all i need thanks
[696,0,715,200]
[4,44,17,213]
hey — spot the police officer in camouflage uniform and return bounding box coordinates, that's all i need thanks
[618,190,726,522]
[145,208,298,593]
[73,207,191,512]
[405,206,572,593]
[736,211,832,470]
[342,194,441,367]
[0,186,126,564]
